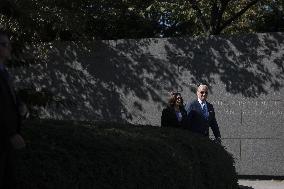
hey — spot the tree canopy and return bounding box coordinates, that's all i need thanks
[0,0,283,41]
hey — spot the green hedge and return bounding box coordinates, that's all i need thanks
[15,120,238,189]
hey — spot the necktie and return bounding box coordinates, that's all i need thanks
[201,102,208,119]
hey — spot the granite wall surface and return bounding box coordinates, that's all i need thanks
[11,32,284,176]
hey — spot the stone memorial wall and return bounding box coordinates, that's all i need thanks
[11,32,284,176]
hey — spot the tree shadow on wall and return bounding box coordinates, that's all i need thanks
[13,33,284,123]
[13,39,182,122]
[64,39,182,122]
[165,33,284,97]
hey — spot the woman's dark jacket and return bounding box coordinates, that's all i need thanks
[161,105,188,128]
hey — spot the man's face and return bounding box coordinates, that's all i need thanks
[0,35,12,61]
[197,86,208,101]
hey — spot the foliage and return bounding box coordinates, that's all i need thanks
[223,0,284,34]
[252,0,284,32]
[0,0,161,41]
[16,120,238,189]
[1,0,283,41]
[17,88,73,118]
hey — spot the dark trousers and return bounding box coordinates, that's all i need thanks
[0,147,16,189]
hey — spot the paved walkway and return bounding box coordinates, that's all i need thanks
[238,180,284,189]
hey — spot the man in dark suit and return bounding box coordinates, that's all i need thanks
[185,84,221,143]
[0,30,27,189]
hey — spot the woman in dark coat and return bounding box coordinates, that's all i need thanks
[161,92,188,128]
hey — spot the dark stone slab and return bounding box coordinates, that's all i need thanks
[221,139,242,173]
[240,100,284,138]
[211,102,242,138]
[239,139,284,176]
[210,82,244,101]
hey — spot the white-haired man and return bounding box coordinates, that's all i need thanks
[185,84,221,143]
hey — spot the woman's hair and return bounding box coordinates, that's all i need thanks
[168,92,183,107]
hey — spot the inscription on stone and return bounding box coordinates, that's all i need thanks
[212,100,284,116]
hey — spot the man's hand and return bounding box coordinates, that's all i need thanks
[214,137,222,145]
[10,134,26,150]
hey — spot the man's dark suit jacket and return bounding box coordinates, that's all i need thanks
[0,70,21,149]
[161,106,188,128]
[185,100,221,138]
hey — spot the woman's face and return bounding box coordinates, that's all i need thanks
[175,95,182,106]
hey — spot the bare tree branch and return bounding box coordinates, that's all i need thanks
[210,0,219,32]
[218,0,260,33]
[188,0,209,34]
[216,0,230,31]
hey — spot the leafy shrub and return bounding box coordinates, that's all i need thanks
[15,120,238,189]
